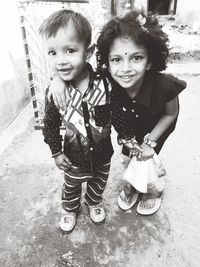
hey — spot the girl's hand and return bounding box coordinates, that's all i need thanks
[48,75,68,110]
[122,138,143,157]
[138,143,155,161]
[54,153,72,171]
[129,142,143,157]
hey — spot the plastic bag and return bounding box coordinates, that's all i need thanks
[123,154,166,193]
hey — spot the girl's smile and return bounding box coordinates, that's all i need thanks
[108,36,151,98]
[118,74,136,82]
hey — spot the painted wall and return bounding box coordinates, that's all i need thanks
[176,0,200,32]
[0,0,31,134]
[176,0,200,22]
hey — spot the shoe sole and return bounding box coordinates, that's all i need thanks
[60,226,75,234]
[91,218,105,225]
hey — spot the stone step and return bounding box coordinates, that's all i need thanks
[166,62,200,75]
[169,50,200,63]
[159,16,200,63]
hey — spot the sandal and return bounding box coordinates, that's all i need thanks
[118,183,139,211]
[136,196,161,215]
[136,180,165,215]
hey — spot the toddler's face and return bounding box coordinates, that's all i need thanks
[108,36,151,94]
[44,20,88,83]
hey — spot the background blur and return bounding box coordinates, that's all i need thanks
[1,0,200,134]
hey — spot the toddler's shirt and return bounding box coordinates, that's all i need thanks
[43,67,113,171]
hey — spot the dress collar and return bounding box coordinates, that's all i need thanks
[110,70,154,107]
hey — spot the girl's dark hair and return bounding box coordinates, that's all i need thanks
[96,10,169,72]
[39,9,92,47]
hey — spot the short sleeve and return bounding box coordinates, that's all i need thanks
[166,74,187,102]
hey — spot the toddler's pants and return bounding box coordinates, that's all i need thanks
[62,162,111,212]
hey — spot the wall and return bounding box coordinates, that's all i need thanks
[0,0,30,134]
[176,0,200,32]
[101,0,200,22]
[176,0,200,22]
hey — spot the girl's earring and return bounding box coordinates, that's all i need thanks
[146,63,152,71]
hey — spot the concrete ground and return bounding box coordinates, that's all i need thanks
[0,73,200,267]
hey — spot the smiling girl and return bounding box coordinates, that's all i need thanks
[96,11,186,214]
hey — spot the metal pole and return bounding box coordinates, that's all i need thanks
[18,2,40,129]
[111,0,116,16]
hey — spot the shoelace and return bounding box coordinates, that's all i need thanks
[63,214,74,223]
[89,204,103,215]
[95,208,101,215]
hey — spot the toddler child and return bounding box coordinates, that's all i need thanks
[39,9,113,233]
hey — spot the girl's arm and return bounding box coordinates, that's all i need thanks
[141,97,179,160]
[48,74,68,110]
[148,97,179,141]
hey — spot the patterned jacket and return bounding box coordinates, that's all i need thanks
[43,65,113,172]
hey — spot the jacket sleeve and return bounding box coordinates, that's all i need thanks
[110,99,136,140]
[42,89,63,155]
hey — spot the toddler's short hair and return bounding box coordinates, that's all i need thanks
[39,9,92,47]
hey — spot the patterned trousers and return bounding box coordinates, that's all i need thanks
[62,162,111,212]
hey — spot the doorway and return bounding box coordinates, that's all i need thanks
[148,0,177,15]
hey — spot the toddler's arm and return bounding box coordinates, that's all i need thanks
[48,74,68,110]
[43,90,63,156]
[140,97,179,160]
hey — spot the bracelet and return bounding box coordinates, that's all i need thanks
[121,137,137,146]
[143,134,157,148]
[52,151,63,158]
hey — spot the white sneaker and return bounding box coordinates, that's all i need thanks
[86,202,106,224]
[60,209,80,233]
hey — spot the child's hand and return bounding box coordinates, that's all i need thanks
[54,153,72,171]
[138,143,155,161]
[48,74,68,110]
[129,143,143,158]
[122,138,143,157]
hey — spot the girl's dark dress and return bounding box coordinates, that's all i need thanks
[110,71,187,155]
